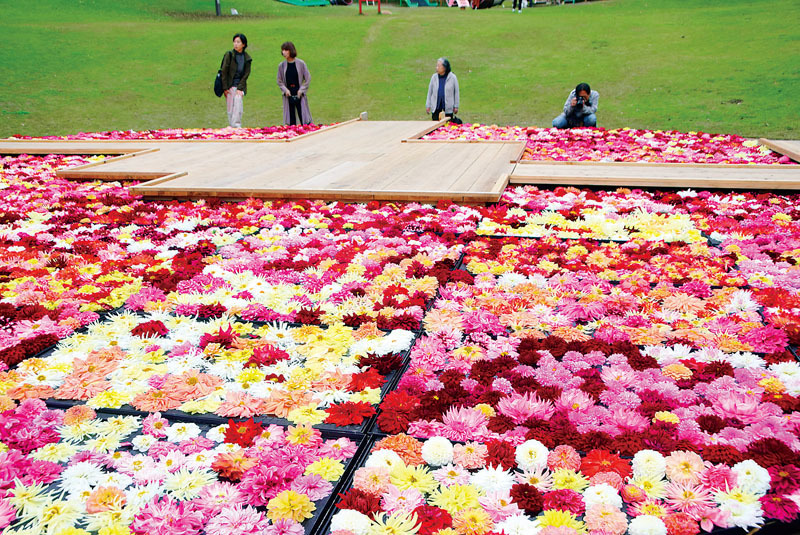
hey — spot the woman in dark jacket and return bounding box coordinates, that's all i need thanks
[277,41,313,125]
[220,33,252,128]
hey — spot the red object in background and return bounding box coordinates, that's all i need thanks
[359,0,381,15]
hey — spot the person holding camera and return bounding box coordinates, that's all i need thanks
[220,33,252,128]
[277,41,313,125]
[552,83,598,128]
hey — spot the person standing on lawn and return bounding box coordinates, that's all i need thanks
[277,41,313,125]
[220,33,252,128]
[426,58,459,121]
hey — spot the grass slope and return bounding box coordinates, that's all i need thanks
[0,0,797,137]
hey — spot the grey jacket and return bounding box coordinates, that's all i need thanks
[277,59,313,125]
[426,72,460,114]
[563,89,599,116]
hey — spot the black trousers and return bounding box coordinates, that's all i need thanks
[513,0,523,8]
[288,96,303,125]
[432,109,453,121]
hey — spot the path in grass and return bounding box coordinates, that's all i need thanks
[0,0,797,137]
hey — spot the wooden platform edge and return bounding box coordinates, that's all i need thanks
[0,138,290,145]
[403,138,511,145]
[56,148,159,173]
[402,119,449,142]
[58,170,183,182]
[508,174,800,190]
[515,159,792,170]
[129,172,189,188]
[759,138,800,163]
[491,173,510,195]
[0,145,149,155]
[511,141,527,163]
[285,117,363,143]
[129,184,502,203]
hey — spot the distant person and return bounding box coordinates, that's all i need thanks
[552,82,599,128]
[426,58,460,121]
[277,41,313,125]
[512,0,524,13]
[220,33,252,128]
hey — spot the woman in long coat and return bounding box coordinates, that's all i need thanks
[276,41,313,125]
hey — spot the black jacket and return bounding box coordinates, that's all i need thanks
[220,49,252,94]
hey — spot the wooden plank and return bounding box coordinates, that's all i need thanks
[440,143,496,191]
[515,159,789,170]
[510,162,800,189]
[380,143,460,191]
[58,148,159,172]
[490,173,510,196]
[510,176,800,190]
[510,141,527,163]
[448,143,516,193]
[131,172,189,189]
[401,119,448,142]
[284,116,361,143]
[403,138,511,144]
[759,139,800,163]
[60,170,174,181]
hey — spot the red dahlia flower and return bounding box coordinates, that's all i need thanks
[412,505,452,534]
[223,418,264,448]
[325,401,376,427]
[580,449,632,479]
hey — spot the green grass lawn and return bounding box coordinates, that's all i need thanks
[0,0,797,137]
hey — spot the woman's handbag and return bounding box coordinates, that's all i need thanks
[214,52,230,98]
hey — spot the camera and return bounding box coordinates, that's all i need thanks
[289,95,301,104]
[575,96,585,108]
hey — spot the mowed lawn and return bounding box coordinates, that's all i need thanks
[0,0,797,137]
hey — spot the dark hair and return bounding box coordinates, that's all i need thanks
[233,33,248,50]
[438,58,451,76]
[575,82,591,95]
[281,41,297,59]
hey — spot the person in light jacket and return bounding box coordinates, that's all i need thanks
[277,41,313,125]
[552,82,599,128]
[426,58,459,121]
[220,33,252,128]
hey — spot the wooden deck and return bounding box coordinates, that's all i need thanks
[2,124,799,200]
[0,120,522,203]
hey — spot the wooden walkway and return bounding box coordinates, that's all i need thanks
[0,120,523,203]
[1,125,799,201]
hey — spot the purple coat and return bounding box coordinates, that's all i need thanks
[277,59,313,125]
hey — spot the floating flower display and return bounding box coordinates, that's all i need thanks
[9,124,325,141]
[462,236,744,286]
[4,314,414,426]
[330,434,799,534]
[423,124,793,165]
[0,398,357,534]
